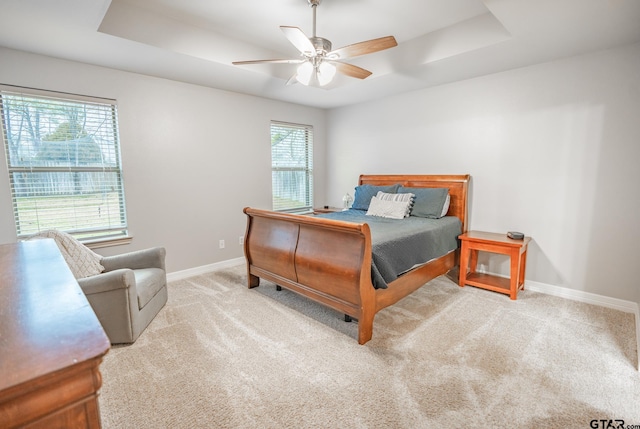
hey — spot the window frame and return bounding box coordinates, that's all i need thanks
[270,121,314,213]
[0,84,130,245]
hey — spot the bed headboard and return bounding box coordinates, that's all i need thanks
[359,174,470,233]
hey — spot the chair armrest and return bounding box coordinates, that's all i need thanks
[78,269,135,295]
[101,247,166,272]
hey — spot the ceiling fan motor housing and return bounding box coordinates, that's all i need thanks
[310,37,331,55]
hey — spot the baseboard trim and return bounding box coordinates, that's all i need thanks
[636,311,640,372]
[167,257,245,283]
[524,279,639,314]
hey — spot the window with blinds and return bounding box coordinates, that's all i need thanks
[270,121,313,212]
[0,86,128,241]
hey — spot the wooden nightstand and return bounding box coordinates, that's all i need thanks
[313,206,342,214]
[458,231,531,300]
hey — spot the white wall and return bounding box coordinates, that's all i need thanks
[0,47,327,273]
[326,42,640,303]
[1,42,639,306]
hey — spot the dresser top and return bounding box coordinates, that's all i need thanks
[0,240,110,392]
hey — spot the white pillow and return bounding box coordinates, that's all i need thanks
[375,191,415,218]
[366,196,412,219]
[440,194,451,217]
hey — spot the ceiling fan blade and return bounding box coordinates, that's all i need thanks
[329,36,397,60]
[331,61,372,80]
[232,59,304,65]
[281,26,316,56]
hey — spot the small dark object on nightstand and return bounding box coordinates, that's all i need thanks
[507,231,525,240]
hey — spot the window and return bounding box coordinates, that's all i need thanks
[270,121,313,212]
[0,85,128,242]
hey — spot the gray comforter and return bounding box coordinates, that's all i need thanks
[318,210,461,289]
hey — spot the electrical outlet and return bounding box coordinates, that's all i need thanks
[219,239,225,249]
[239,236,244,245]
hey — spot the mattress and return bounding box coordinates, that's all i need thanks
[317,209,461,289]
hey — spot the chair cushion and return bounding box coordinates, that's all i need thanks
[26,229,104,279]
[134,267,166,309]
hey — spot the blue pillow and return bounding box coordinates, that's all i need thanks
[352,184,400,211]
[399,186,449,218]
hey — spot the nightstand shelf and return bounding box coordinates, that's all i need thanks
[458,231,531,300]
[465,272,512,293]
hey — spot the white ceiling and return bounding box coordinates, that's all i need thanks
[1,0,639,109]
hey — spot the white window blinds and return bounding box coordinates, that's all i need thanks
[270,121,313,212]
[0,86,128,241]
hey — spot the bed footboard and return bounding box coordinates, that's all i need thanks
[243,207,377,343]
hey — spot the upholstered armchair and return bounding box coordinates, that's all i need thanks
[78,247,168,344]
[26,229,168,344]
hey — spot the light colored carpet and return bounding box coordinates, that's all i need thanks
[99,265,640,428]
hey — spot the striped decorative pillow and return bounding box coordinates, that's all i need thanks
[376,191,415,217]
[366,196,412,219]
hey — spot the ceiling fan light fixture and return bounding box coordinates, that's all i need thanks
[317,61,336,86]
[296,61,314,85]
[295,60,336,87]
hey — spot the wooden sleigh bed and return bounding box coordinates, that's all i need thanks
[243,174,470,344]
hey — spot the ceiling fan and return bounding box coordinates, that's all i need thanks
[232,0,398,87]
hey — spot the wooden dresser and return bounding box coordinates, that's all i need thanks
[0,240,110,428]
